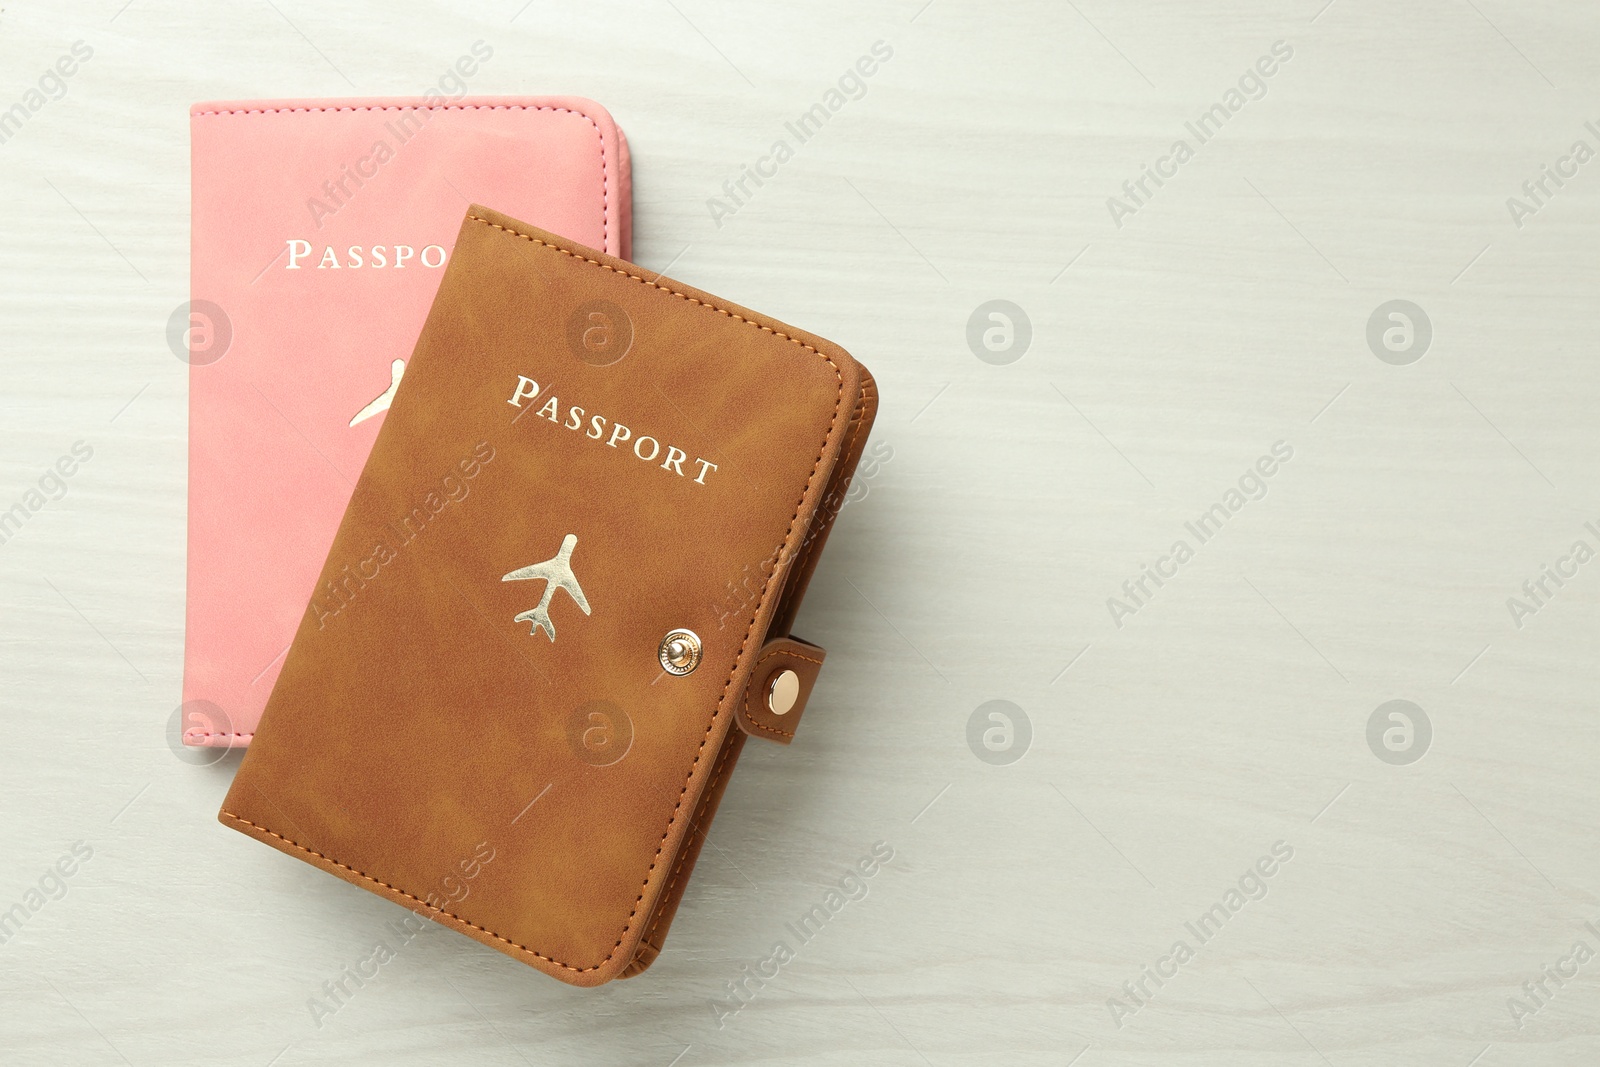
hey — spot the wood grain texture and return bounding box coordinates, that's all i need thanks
[2,0,1598,1063]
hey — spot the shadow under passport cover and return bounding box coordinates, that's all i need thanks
[185,97,631,747]
[221,206,878,985]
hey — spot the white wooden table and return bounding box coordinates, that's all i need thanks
[3,1,1599,1063]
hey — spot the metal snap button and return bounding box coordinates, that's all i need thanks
[658,629,702,676]
[768,669,800,715]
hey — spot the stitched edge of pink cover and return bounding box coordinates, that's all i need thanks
[189,95,631,257]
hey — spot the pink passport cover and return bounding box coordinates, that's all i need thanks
[184,96,631,746]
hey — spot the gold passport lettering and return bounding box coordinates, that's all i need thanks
[508,375,718,485]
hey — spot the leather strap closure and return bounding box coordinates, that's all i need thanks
[738,636,826,744]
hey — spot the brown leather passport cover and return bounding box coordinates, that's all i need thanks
[219,205,877,986]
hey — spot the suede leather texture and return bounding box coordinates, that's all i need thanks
[220,206,876,986]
